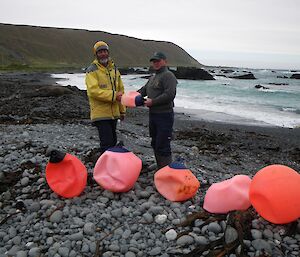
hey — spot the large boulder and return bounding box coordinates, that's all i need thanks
[229,73,256,79]
[290,73,300,79]
[171,67,215,80]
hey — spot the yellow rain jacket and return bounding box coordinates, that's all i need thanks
[85,59,126,121]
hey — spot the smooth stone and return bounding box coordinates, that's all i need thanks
[83,222,95,235]
[155,214,167,224]
[207,222,222,234]
[143,212,153,223]
[165,229,177,241]
[16,251,28,257]
[49,210,63,223]
[194,235,209,245]
[176,235,194,246]
[58,247,70,257]
[225,226,238,244]
[149,247,161,256]
[252,239,272,254]
[125,252,136,257]
[251,229,263,240]
[28,247,40,257]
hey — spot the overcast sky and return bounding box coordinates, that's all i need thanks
[1,0,300,69]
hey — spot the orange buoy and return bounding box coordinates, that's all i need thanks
[93,146,142,192]
[45,150,87,198]
[154,161,200,202]
[249,164,300,224]
[203,175,252,214]
[121,91,144,107]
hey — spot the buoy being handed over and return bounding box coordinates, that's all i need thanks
[45,150,87,198]
[121,91,144,107]
[93,144,142,192]
[249,164,300,224]
[154,160,200,202]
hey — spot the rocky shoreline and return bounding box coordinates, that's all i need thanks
[0,72,299,257]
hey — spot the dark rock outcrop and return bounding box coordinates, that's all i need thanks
[255,85,269,90]
[171,67,215,80]
[221,69,235,73]
[230,73,256,79]
[268,83,288,86]
[290,73,300,79]
[0,73,89,124]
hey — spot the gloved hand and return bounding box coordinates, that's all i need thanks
[135,94,145,106]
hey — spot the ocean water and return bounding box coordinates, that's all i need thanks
[52,69,300,128]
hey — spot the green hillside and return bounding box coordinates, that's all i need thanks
[0,23,202,70]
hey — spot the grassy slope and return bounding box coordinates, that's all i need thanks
[0,23,202,69]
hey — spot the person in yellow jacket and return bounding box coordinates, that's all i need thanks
[85,41,126,154]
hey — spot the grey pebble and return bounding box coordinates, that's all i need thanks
[28,247,40,257]
[194,235,209,245]
[252,239,272,254]
[125,252,136,257]
[69,232,83,241]
[225,226,238,244]
[111,208,123,218]
[83,222,95,235]
[58,247,69,257]
[207,222,222,234]
[251,229,263,240]
[9,227,17,238]
[49,210,63,223]
[177,235,194,246]
[109,245,120,251]
[16,251,28,257]
[143,212,154,223]
[20,177,30,186]
[263,229,273,239]
[122,229,131,239]
[149,246,161,256]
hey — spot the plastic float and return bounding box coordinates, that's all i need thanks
[93,145,142,192]
[121,91,144,107]
[154,160,200,202]
[45,150,87,198]
[249,164,300,224]
[203,175,252,213]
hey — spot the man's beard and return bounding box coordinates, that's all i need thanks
[99,58,108,65]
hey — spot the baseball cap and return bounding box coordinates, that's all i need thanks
[150,52,167,62]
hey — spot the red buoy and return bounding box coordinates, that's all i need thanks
[45,150,87,198]
[249,164,300,224]
[154,161,200,202]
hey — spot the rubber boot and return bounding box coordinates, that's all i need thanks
[155,153,172,170]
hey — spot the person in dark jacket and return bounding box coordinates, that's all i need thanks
[137,52,177,169]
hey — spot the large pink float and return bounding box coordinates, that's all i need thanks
[203,175,252,213]
[93,146,142,192]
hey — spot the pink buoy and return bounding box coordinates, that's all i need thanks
[121,91,144,107]
[154,161,200,202]
[203,175,252,214]
[249,164,300,224]
[93,146,142,192]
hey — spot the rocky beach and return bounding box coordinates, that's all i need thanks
[0,72,300,257]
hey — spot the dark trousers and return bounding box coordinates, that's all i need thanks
[93,120,118,154]
[149,112,174,156]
